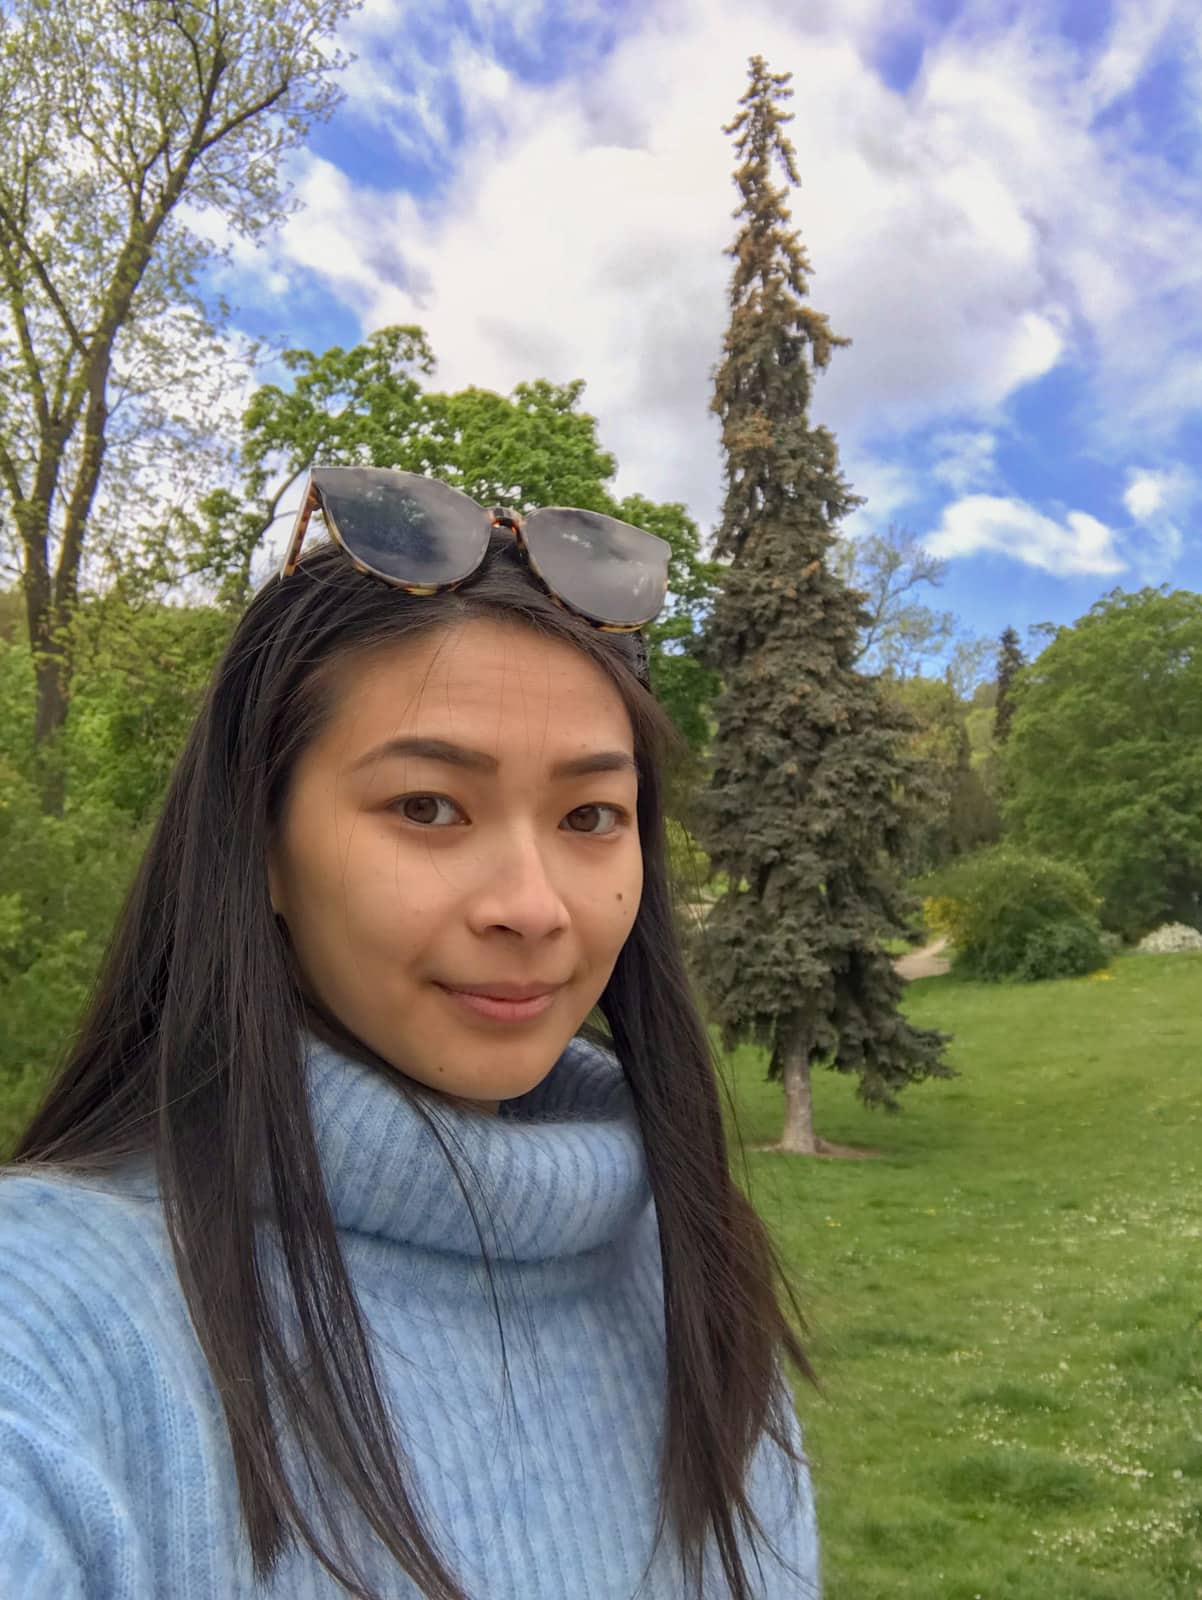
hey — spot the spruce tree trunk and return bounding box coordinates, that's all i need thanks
[776,1015,819,1155]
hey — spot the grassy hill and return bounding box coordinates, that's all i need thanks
[723,952,1202,1599]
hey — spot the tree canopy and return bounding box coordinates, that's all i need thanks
[1004,587,1202,939]
[183,326,723,754]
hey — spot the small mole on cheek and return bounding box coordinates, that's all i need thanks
[616,892,623,901]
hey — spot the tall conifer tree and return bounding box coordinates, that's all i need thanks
[993,626,1025,745]
[692,56,951,1154]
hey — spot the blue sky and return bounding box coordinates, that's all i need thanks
[207,0,1202,660]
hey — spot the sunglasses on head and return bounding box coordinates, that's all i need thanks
[279,467,672,689]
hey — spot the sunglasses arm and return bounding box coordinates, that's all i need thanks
[280,479,321,580]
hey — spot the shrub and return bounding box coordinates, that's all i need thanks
[961,913,1105,982]
[923,846,1106,983]
[0,759,146,1087]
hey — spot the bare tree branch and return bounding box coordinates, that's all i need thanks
[0,433,23,505]
[839,523,953,672]
[0,246,50,436]
[0,196,87,355]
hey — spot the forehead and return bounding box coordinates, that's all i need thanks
[319,620,636,763]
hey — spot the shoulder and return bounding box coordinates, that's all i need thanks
[0,1166,179,1404]
[0,1163,167,1263]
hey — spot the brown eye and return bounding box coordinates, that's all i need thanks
[394,795,462,826]
[564,804,624,836]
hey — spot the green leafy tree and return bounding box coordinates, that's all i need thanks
[179,326,440,605]
[183,327,722,753]
[691,57,952,1155]
[965,678,998,759]
[889,673,1000,875]
[0,751,147,1098]
[64,593,236,824]
[1004,587,1202,939]
[0,589,225,1137]
[0,0,355,812]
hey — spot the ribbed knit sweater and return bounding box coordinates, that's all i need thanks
[0,1030,821,1598]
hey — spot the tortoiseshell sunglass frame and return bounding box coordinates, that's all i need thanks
[279,468,666,689]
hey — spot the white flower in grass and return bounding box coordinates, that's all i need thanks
[1136,922,1202,953]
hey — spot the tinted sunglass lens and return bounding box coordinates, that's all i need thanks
[312,468,488,585]
[523,509,669,627]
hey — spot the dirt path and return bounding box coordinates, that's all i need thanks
[683,906,952,981]
[894,935,951,981]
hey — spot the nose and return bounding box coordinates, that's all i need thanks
[466,827,571,940]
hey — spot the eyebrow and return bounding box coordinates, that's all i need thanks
[348,736,640,783]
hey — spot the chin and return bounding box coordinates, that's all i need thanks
[442,1043,565,1099]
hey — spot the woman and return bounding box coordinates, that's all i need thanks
[0,469,822,1598]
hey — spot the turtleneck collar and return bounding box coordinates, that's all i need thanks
[302,1028,653,1271]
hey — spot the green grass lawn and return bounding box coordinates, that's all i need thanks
[3,952,1197,1593]
[721,952,1202,1600]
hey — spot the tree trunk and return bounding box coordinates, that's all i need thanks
[15,488,71,816]
[17,335,115,814]
[777,1014,819,1154]
[19,515,76,816]
[769,1012,885,1161]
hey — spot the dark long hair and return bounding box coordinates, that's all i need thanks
[7,535,821,1600]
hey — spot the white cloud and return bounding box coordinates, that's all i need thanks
[926,494,1125,576]
[922,463,1197,587]
[1122,462,1195,521]
[1186,15,1202,143]
[332,0,456,161]
[930,429,999,495]
[214,0,1202,556]
[286,160,425,308]
[1120,462,1197,575]
[838,450,923,541]
[1125,475,1166,521]
[1087,0,1192,110]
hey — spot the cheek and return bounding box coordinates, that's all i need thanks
[294,828,414,951]
[341,852,437,944]
[604,852,643,936]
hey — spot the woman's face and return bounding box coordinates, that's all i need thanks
[267,617,643,1114]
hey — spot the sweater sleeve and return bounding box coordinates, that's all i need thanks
[0,1385,89,1599]
[0,1195,152,1599]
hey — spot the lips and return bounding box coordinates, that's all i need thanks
[438,981,564,1001]
[436,984,560,1025]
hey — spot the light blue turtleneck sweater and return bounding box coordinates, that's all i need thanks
[0,1031,821,1597]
